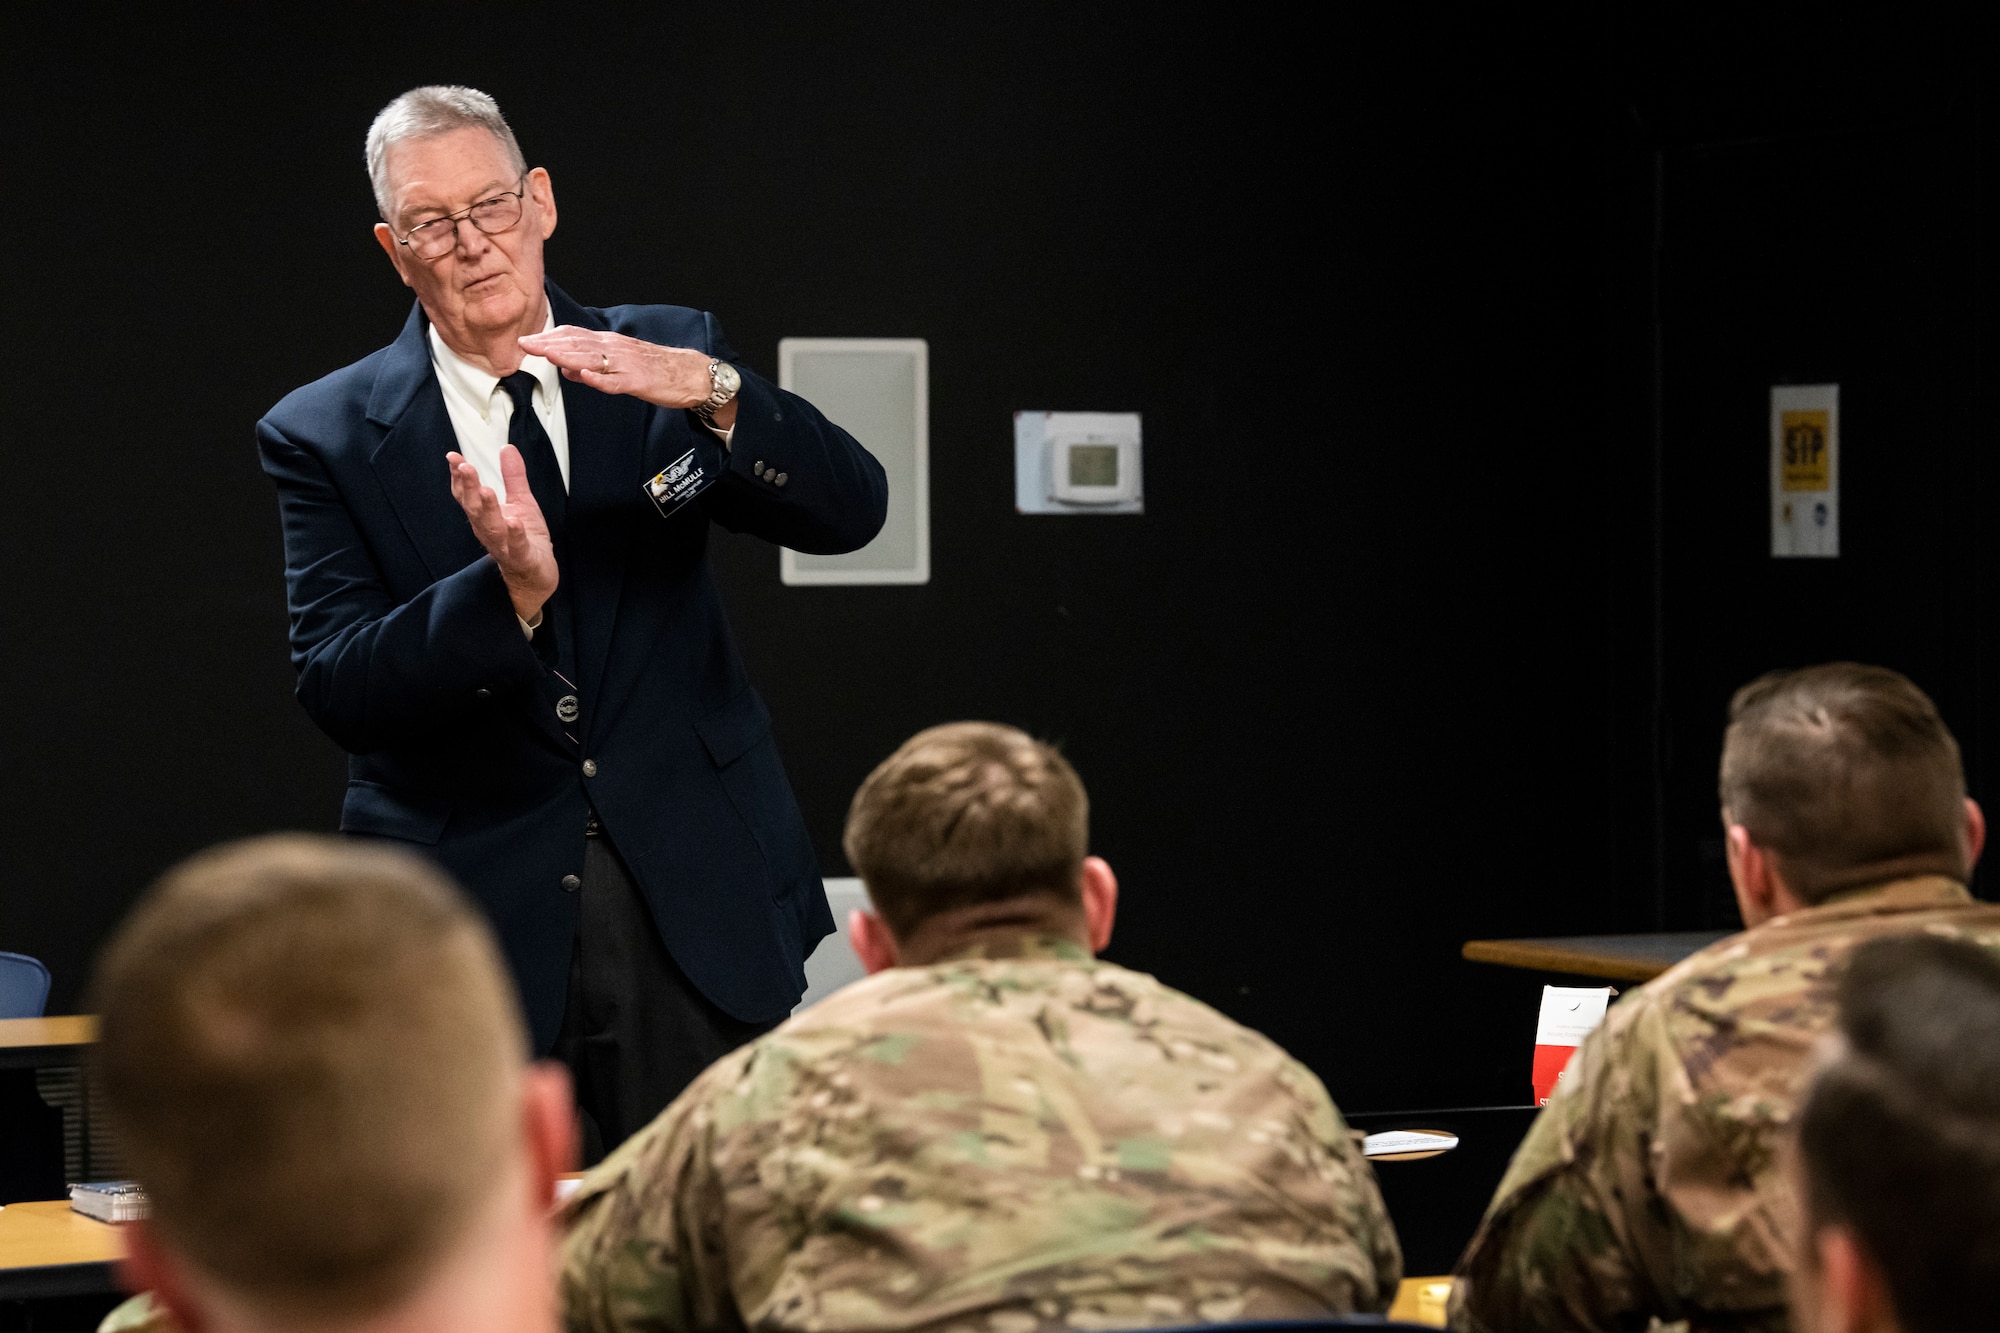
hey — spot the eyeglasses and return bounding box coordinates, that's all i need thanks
[394,177,529,260]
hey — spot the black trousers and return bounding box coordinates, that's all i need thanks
[552,830,773,1162]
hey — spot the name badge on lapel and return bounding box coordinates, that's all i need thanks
[642,447,714,519]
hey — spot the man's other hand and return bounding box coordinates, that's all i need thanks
[447,447,559,623]
[518,326,738,430]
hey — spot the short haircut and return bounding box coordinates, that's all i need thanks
[842,722,1089,938]
[1796,933,2000,1333]
[365,85,526,221]
[91,835,526,1320]
[1719,662,1967,901]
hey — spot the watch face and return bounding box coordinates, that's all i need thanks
[715,362,742,395]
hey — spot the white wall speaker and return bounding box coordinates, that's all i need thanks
[777,338,930,585]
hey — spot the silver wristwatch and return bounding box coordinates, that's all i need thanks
[694,359,741,422]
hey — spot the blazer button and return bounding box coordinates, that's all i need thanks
[474,688,492,700]
[753,461,765,476]
[775,472,789,486]
[560,874,582,894]
[582,759,598,777]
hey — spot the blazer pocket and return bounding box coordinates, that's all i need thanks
[695,689,812,901]
[339,780,450,846]
[695,687,773,768]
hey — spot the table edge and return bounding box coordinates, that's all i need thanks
[0,1258,118,1299]
[1460,939,1664,982]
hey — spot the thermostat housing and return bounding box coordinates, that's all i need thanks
[1014,411,1143,514]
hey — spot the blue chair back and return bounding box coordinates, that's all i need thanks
[0,952,51,1018]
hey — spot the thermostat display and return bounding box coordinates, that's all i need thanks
[1014,411,1144,514]
[1068,444,1120,488]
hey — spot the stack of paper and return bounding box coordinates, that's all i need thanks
[70,1181,150,1223]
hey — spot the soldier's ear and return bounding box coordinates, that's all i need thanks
[1080,857,1118,954]
[1726,824,1781,926]
[850,909,899,974]
[119,1221,209,1332]
[1811,1224,1894,1333]
[522,1061,577,1207]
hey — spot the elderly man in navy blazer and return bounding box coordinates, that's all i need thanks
[258,85,887,1154]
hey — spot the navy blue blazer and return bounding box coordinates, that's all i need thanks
[258,283,888,1049]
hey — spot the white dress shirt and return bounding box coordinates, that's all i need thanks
[429,310,571,495]
[428,305,735,495]
[426,303,734,637]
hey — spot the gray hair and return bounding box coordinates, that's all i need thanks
[365,86,526,221]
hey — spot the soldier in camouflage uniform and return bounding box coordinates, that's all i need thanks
[1450,663,2000,1333]
[1789,934,2000,1333]
[560,722,1400,1333]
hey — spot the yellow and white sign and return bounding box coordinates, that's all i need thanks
[1770,384,1838,558]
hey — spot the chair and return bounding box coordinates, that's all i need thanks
[0,951,50,1019]
[795,879,872,1012]
[0,951,59,1204]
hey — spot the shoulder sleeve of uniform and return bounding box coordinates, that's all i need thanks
[1308,1076,1405,1312]
[560,1051,763,1333]
[1233,1042,1401,1313]
[1450,993,1671,1332]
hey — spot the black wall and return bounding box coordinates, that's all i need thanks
[0,2,1987,1114]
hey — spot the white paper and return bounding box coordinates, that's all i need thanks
[1770,383,1839,558]
[1535,985,1613,1048]
[1362,1130,1460,1158]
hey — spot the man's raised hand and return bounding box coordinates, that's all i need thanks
[518,326,737,429]
[446,447,558,623]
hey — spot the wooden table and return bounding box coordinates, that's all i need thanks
[1389,1275,1451,1326]
[0,1199,122,1299]
[1462,931,1730,983]
[0,1174,587,1308]
[0,1017,96,1072]
[0,1194,1448,1318]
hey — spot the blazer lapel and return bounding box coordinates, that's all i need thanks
[366,301,484,584]
[550,284,646,732]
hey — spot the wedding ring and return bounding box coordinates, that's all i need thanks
[600,353,610,373]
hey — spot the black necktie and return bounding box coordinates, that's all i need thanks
[499,372,567,536]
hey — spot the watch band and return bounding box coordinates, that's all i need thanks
[694,359,738,422]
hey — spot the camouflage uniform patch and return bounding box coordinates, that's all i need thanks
[1449,876,2000,1332]
[560,934,1400,1333]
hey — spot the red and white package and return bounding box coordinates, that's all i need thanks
[1531,985,1613,1105]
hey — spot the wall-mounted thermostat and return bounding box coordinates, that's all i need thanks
[1014,411,1143,515]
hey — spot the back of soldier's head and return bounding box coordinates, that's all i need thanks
[842,722,1088,938]
[1796,933,2000,1333]
[92,834,527,1322]
[1719,662,1967,900]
